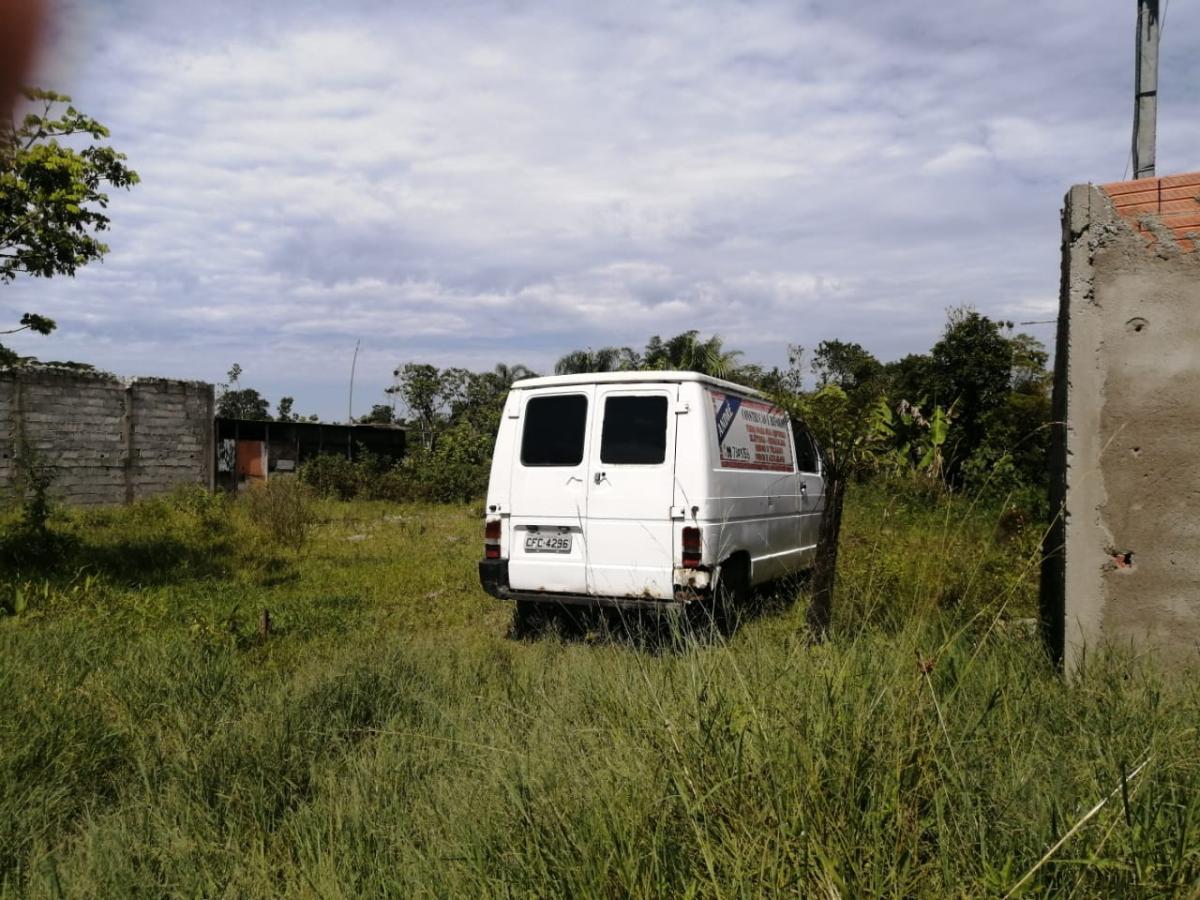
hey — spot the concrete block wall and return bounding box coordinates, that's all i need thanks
[1042,172,1200,670]
[0,369,215,506]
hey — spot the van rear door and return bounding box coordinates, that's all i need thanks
[585,385,678,599]
[791,419,824,553]
[507,388,592,594]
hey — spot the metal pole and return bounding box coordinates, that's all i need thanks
[1132,0,1160,179]
[348,338,360,424]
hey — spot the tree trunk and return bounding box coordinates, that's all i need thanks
[807,472,847,641]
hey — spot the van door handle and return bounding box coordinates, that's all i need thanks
[593,471,607,485]
[800,483,807,494]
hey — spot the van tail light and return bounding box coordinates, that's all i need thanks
[484,519,502,560]
[681,526,702,568]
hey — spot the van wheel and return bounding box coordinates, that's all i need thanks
[511,600,547,639]
[713,557,749,636]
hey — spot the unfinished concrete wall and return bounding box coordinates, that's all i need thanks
[0,369,215,506]
[1042,172,1200,670]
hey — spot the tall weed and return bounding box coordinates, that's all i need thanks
[2,487,1198,897]
[243,478,316,552]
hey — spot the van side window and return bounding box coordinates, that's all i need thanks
[521,395,588,466]
[792,419,820,473]
[600,395,668,465]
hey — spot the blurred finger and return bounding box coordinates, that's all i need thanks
[0,0,46,121]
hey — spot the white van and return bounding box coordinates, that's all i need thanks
[478,371,825,626]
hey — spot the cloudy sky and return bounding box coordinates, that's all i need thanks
[7,0,1199,419]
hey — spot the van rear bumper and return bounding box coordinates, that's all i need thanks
[478,559,511,598]
[479,559,701,610]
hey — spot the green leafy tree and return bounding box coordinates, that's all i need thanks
[776,380,888,639]
[387,361,533,453]
[961,391,1052,505]
[929,308,1012,479]
[961,331,1052,505]
[0,312,54,366]
[811,339,882,390]
[882,353,934,405]
[448,363,537,438]
[780,344,806,393]
[276,396,298,423]
[358,403,396,425]
[1009,332,1051,395]
[402,421,493,503]
[728,362,784,393]
[1,89,138,364]
[437,367,475,417]
[765,344,890,638]
[390,363,442,449]
[216,363,270,420]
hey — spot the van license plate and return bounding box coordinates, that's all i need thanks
[525,533,572,554]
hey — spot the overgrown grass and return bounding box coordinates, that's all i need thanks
[1,484,1197,897]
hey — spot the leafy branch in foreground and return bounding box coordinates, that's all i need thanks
[777,383,882,639]
[777,382,955,640]
[0,87,138,364]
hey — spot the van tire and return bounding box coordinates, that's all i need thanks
[511,600,547,639]
[712,556,749,636]
[691,561,744,638]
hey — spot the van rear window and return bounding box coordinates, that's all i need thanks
[792,420,820,473]
[521,395,588,466]
[600,396,668,465]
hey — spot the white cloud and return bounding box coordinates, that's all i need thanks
[987,117,1049,161]
[924,142,991,174]
[9,0,1198,416]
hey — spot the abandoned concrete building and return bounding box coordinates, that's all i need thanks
[0,367,405,505]
[214,416,405,492]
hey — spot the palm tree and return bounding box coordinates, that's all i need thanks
[554,334,742,378]
[554,347,639,375]
[492,362,536,387]
[643,331,743,379]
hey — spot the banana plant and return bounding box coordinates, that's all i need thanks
[867,396,955,482]
[918,402,953,480]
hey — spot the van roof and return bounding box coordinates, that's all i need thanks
[511,370,764,396]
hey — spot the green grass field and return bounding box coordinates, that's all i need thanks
[2,486,1198,897]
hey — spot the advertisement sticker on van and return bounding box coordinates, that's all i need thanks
[709,390,793,472]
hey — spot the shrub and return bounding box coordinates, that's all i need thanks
[297,433,489,505]
[243,477,316,552]
[10,440,56,534]
[400,424,490,503]
[362,469,410,502]
[168,484,231,537]
[298,454,362,500]
[0,443,70,567]
[960,452,1049,521]
[19,463,54,533]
